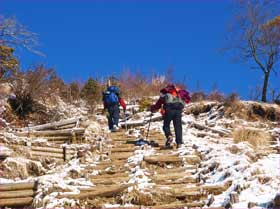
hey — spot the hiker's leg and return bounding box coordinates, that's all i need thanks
[107,107,114,130]
[173,110,183,145]
[112,105,120,127]
[163,110,173,138]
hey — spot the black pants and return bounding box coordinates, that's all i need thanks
[107,105,119,130]
[163,109,183,145]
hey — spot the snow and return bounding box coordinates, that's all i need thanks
[1,100,279,208]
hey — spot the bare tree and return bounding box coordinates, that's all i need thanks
[0,15,41,55]
[226,0,280,102]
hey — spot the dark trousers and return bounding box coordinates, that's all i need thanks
[107,105,120,130]
[163,109,183,145]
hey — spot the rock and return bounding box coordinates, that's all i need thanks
[248,202,258,208]
[274,193,280,207]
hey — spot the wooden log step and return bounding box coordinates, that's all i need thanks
[16,128,85,137]
[154,184,202,192]
[0,182,35,191]
[92,160,127,169]
[31,151,63,158]
[153,190,207,201]
[184,155,201,165]
[110,152,134,160]
[152,166,197,175]
[144,155,182,164]
[57,184,132,199]
[89,172,129,179]
[0,190,35,199]
[0,197,33,207]
[98,167,128,175]
[91,176,129,185]
[202,181,232,195]
[111,144,135,149]
[150,201,206,208]
[151,173,198,184]
[31,146,63,153]
[31,146,76,154]
[20,117,84,131]
[110,147,136,152]
[42,136,70,140]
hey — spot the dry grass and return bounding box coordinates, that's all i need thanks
[121,189,154,206]
[232,128,272,148]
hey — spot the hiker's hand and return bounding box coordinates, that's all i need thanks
[150,105,157,113]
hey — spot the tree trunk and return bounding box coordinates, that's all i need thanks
[261,72,270,102]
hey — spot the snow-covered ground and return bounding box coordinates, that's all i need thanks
[0,101,279,208]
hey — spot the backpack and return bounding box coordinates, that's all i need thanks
[177,89,190,104]
[161,84,190,108]
[107,86,120,96]
[103,86,120,106]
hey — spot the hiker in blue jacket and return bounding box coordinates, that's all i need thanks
[102,85,126,132]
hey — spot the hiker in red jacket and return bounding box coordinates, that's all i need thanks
[150,83,190,148]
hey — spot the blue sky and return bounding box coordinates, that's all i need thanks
[1,0,279,99]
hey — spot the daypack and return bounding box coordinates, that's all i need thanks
[160,84,190,107]
[107,86,120,96]
[177,89,190,104]
[104,86,120,106]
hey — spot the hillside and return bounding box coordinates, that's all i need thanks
[0,99,279,208]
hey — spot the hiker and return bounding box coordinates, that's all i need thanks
[150,83,190,148]
[102,85,126,132]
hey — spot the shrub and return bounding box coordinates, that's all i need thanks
[191,91,207,102]
[81,77,101,109]
[207,91,225,102]
[139,97,153,112]
[232,128,271,149]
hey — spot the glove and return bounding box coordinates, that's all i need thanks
[150,105,156,113]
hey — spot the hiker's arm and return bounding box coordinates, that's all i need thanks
[119,98,126,111]
[150,97,164,112]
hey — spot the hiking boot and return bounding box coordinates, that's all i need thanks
[176,144,182,149]
[165,136,173,148]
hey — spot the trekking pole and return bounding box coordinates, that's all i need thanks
[124,110,128,131]
[145,113,153,141]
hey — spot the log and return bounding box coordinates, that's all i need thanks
[20,117,84,131]
[192,122,231,136]
[153,167,196,175]
[91,177,129,185]
[0,182,34,191]
[154,184,202,192]
[151,173,198,184]
[119,115,162,128]
[150,201,206,209]
[0,197,33,207]
[0,190,35,199]
[144,155,182,164]
[57,184,132,199]
[31,146,63,153]
[31,151,63,158]
[111,147,136,152]
[89,172,129,179]
[184,155,201,165]
[16,128,85,137]
[110,152,134,160]
[202,181,232,195]
[41,136,70,140]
